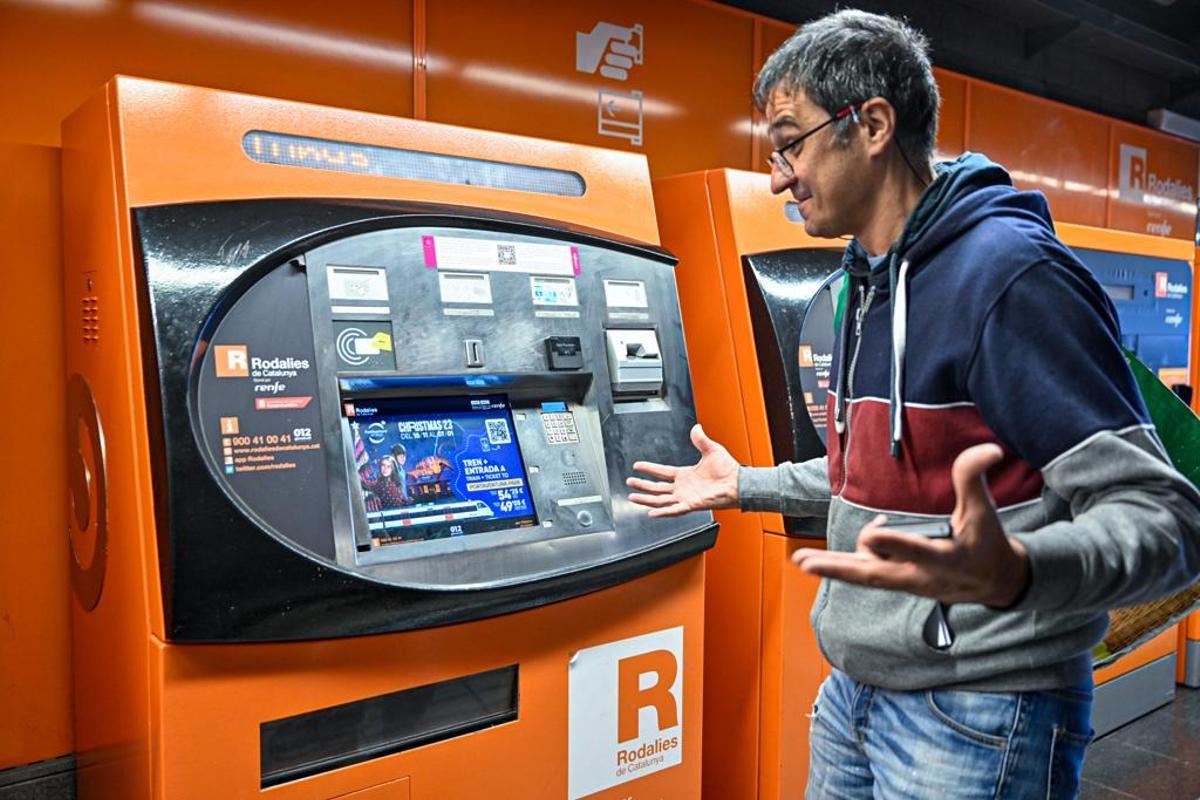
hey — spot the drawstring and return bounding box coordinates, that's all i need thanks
[890,258,911,458]
[833,249,912,459]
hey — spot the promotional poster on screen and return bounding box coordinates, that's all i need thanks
[346,394,537,544]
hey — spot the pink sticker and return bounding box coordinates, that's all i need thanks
[422,235,438,268]
[571,246,581,276]
[254,396,313,411]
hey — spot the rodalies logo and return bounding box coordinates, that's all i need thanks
[568,627,684,799]
[213,344,312,395]
[214,345,249,378]
[1118,144,1196,236]
[1155,271,1190,300]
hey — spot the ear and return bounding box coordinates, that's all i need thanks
[858,97,897,158]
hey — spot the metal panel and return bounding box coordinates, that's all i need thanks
[1183,639,1200,688]
[1092,654,1177,738]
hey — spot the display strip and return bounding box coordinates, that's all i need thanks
[260,665,519,787]
[243,131,586,196]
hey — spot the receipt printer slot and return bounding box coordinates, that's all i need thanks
[606,328,663,398]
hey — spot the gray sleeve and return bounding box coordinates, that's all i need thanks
[737,456,831,517]
[1010,426,1200,614]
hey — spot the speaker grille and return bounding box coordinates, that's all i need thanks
[563,471,587,486]
[81,295,99,344]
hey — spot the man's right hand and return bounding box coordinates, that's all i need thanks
[625,424,740,517]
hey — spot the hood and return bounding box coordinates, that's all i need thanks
[844,152,1047,285]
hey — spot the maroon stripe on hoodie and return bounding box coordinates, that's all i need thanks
[827,398,1043,515]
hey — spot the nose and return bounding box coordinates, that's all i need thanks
[768,162,795,195]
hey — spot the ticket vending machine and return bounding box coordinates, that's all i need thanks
[653,169,842,800]
[1187,245,1200,690]
[62,77,716,800]
[1056,223,1194,734]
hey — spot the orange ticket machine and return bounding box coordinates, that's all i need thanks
[653,169,841,800]
[1181,246,1200,690]
[1056,223,1194,734]
[61,77,716,800]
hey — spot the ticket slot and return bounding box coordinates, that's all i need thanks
[260,665,518,787]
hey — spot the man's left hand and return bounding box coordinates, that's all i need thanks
[791,443,1031,608]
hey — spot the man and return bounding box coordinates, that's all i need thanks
[627,9,1200,798]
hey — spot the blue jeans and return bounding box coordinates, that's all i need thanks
[807,670,1094,799]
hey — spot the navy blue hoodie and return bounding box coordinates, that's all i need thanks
[739,153,1200,691]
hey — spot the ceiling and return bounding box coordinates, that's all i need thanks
[720,0,1200,132]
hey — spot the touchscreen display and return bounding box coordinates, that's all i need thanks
[346,394,537,544]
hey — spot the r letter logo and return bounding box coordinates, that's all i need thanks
[1119,144,1148,206]
[1156,272,1170,299]
[214,345,249,378]
[569,627,684,799]
[617,650,679,743]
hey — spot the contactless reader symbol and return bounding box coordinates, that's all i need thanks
[333,321,395,372]
[336,327,377,366]
[576,22,643,81]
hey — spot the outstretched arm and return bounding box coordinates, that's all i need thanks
[626,424,832,519]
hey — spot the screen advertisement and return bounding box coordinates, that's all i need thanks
[345,394,537,544]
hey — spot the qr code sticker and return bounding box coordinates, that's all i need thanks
[497,244,518,266]
[345,277,372,298]
[485,418,512,445]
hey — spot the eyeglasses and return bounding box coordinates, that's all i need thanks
[766,104,860,178]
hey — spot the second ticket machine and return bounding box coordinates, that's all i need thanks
[62,77,716,799]
[1056,224,1196,733]
[654,169,843,800]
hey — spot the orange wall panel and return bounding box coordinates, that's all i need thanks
[934,69,966,159]
[0,0,414,147]
[967,81,1109,228]
[1108,121,1200,240]
[0,143,72,767]
[759,20,795,67]
[753,20,796,175]
[425,0,754,177]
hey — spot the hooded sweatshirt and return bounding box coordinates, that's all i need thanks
[738,153,1200,691]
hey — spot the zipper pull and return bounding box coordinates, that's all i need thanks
[855,285,866,336]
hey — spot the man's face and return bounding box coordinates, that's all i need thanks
[764,86,867,239]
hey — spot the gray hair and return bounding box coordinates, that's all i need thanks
[754,9,940,163]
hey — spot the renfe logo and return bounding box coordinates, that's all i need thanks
[214,345,249,378]
[569,627,684,799]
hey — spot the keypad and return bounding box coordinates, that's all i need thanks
[541,411,580,444]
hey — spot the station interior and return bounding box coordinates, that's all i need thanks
[1,1,1200,798]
